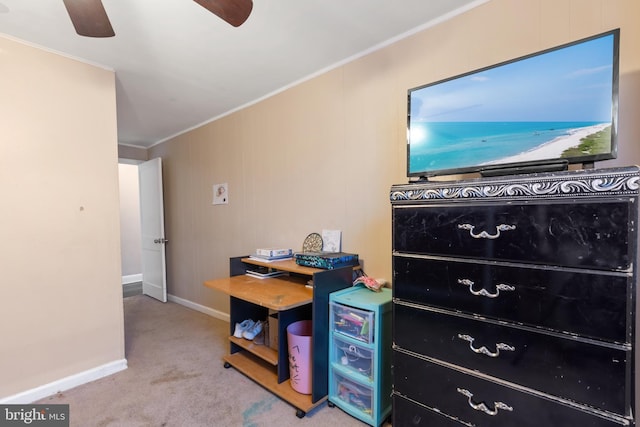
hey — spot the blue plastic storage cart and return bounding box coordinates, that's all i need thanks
[328,285,392,426]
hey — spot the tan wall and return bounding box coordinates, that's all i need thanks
[0,37,124,398]
[150,0,640,317]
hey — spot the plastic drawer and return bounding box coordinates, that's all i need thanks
[331,302,375,343]
[332,370,374,418]
[332,333,375,381]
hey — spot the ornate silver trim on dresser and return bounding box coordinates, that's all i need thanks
[390,166,640,203]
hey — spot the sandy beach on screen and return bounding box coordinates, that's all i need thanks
[483,123,610,165]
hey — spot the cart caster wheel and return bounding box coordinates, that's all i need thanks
[295,409,306,418]
[223,362,231,369]
[328,401,335,408]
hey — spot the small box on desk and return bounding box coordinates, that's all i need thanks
[268,311,279,350]
[294,252,359,270]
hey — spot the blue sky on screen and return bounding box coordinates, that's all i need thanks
[411,34,614,123]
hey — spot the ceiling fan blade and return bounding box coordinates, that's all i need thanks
[62,0,115,37]
[193,0,253,27]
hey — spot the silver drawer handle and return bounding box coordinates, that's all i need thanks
[458,278,515,298]
[457,388,513,416]
[458,223,516,239]
[458,334,515,357]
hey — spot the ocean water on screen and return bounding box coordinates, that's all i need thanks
[409,121,606,173]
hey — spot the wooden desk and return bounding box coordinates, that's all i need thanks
[203,256,353,418]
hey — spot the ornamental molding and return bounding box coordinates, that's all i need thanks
[390,167,640,203]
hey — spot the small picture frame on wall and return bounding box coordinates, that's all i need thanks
[213,183,228,205]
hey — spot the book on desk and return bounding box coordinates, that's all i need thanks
[294,251,359,270]
[255,247,293,257]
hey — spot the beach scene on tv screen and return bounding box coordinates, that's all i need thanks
[408,32,615,175]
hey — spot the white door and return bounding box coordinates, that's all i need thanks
[139,158,167,302]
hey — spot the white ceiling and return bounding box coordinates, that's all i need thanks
[0,0,485,148]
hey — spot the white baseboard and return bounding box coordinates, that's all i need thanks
[168,294,230,323]
[121,274,142,285]
[0,359,128,404]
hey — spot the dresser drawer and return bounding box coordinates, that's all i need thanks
[393,255,630,343]
[393,395,465,426]
[394,303,630,415]
[392,201,632,270]
[393,350,629,427]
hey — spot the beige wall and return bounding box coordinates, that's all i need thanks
[151,0,640,317]
[0,37,124,398]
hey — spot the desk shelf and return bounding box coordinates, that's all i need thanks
[204,256,353,418]
[222,352,322,415]
[228,336,278,365]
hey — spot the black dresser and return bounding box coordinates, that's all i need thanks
[390,166,639,426]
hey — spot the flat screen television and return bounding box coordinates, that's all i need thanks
[407,29,619,179]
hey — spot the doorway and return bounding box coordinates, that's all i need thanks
[118,161,143,297]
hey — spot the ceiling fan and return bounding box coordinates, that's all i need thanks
[62,0,253,38]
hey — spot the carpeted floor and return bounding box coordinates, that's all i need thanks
[37,295,379,426]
